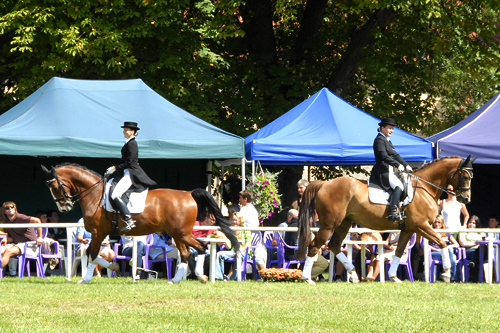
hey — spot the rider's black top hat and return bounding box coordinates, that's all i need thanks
[121,121,140,131]
[378,117,396,127]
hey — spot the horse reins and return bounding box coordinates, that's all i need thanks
[406,165,472,197]
[47,173,105,204]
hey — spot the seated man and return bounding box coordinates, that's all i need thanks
[148,233,179,261]
[1,201,43,272]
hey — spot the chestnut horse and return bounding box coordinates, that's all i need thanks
[41,163,238,284]
[297,156,475,283]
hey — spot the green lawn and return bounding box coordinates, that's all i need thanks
[0,276,499,332]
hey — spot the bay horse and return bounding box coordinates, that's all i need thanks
[297,156,475,283]
[41,163,238,284]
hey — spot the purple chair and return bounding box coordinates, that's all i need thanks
[231,231,262,280]
[112,237,148,277]
[263,231,278,268]
[273,231,305,269]
[40,231,64,276]
[144,234,175,279]
[18,233,45,278]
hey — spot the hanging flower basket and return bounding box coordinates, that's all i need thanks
[246,170,282,223]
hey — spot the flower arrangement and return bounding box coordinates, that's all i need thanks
[259,268,303,282]
[246,170,282,223]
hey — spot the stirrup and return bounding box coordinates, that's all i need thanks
[387,213,402,222]
[120,218,136,232]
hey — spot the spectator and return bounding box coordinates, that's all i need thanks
[227,204,240,220]
[458,215,484,283]
[239,189,259,228]
[488,215,500,240]
[75,223,116,278]
[429,215,458,282]
[1,201,43,271]
[149,232,179,278]
[438,184,469,232]
[239,189,267,273]
[276,209,298,240]
[214,212,251,281]
[291,179,309,210]
[47,209,67,242]
[364,232,408,282]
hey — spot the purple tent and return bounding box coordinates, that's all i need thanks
[428,92,500,164]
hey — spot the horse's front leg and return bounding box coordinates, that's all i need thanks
[387,232,413,283]
[77,235,119,284]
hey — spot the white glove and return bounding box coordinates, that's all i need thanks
[105,166,116,176]
[398,164,404,172]
[406,165,413,173]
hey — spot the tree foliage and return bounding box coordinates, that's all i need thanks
[1,0,499,137]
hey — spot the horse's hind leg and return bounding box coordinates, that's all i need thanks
[170,234,208,284]
[170,241,190,284]
[327,219,358,282]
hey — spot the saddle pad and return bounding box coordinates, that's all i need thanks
[102,180,149,214]
[368,173,414,206]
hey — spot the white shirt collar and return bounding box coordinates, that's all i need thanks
[380,132,390,141]
[125,137,135,144]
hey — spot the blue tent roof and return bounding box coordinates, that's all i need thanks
[428,92,500,164]
[0,77,244,159]
[245,88,432,166]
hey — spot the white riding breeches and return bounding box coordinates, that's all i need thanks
[111,169,132,200]
[388,170,404,190]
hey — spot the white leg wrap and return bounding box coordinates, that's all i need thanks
[336,252,355,272]
[388,256,401,277]
[441,248,451,270]
[301,254,318,280]
[92,256,110,268]
[172,262,188,283]
[195,254,205,277]
[83,262,96,281]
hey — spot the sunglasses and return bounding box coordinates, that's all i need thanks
[4,206,15,210]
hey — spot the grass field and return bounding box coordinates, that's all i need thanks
[0,276,499,332]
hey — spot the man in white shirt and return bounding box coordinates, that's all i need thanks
[238,189,266,274]
[239,190,259,228]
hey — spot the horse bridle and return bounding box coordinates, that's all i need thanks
[408,158,473,196]
[46,171,104,206]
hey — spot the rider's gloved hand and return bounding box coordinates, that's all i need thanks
[406,165,413,173]
[398,164,405,172]
[105,166,116,177]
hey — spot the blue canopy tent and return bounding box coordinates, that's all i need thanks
[428,92,500,225]
[245,88,433,166]
[0,77,244,218]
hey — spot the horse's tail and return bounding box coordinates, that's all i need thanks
[297,180,325,259]
[191,188,240,252]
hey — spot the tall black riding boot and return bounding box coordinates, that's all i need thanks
[113,197,136,232]
[387,187,403,222]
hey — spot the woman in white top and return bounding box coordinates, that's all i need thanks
[439,184,469,230]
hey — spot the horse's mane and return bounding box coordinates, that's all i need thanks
[54,163,103,179]
[413,155,461,172]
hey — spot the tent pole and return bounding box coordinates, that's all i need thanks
[252,160,255,182]
[207,159,212,194]
[241,158,246,191]
[220,165,225,209]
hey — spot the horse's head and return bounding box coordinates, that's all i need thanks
[41,165,75,213]
[448,155,477,204]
